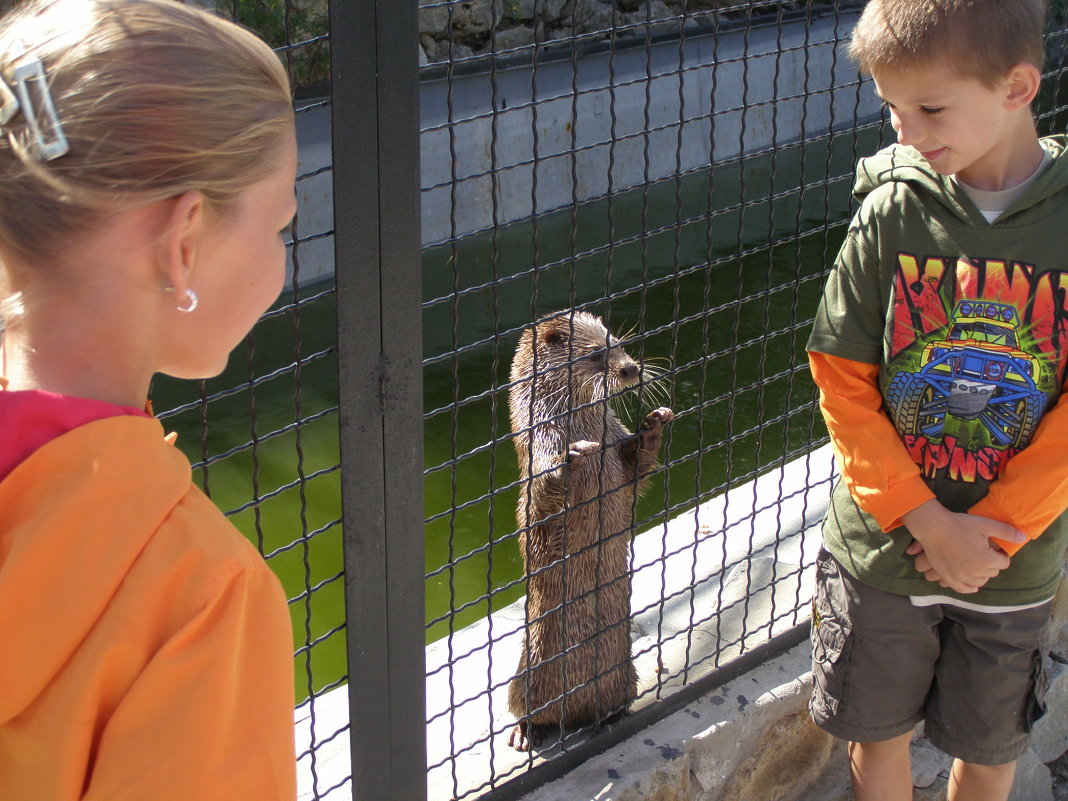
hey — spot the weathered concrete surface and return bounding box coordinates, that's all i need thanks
[715,709,834,801]
[515,640,1068,801]
[516,642,829,801]
[514,555,1068,801]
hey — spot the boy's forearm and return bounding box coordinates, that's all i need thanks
[809,350,935,529]
[969,375,1068,554]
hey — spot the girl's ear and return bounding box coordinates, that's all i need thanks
[156,190,206,302]
[1004,62,1041,111]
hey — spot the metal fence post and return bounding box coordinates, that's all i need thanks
[331,1,425,799]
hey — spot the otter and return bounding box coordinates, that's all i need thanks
[506,309,673,751]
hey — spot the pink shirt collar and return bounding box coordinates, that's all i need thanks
[0,382,150,482]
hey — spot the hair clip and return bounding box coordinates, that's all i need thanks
[11,58,68,161]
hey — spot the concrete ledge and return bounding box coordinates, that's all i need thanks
[516,641,830,801]
[420,445,832,800]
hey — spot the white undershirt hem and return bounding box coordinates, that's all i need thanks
[909,594,1052,613]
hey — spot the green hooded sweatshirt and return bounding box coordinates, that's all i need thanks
[808,137,1068,605]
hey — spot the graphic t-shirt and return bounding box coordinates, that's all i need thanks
[808,138,1068,606]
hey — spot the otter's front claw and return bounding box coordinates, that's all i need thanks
[508,720,550,752]
[567,440,601,465]
[640,407,675,431]
[508,722,531,752]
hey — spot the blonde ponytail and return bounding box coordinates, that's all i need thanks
[0,0,294,273]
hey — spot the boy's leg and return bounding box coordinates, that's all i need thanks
[809,550,940,741]
[947,759,1016,801]
[848,731,912,801]
[925,603,1050,770]
[809,550,943,799]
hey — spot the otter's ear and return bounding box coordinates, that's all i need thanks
[541,327,565,345]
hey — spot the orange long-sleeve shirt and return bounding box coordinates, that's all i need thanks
[811,350,1068,555]
[0,415,296,800]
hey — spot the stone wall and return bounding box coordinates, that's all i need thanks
[418,0,808,64]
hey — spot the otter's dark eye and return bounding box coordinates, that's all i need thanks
[589,350,604,364]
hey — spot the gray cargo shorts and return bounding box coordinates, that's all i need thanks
[809,549,1051,765]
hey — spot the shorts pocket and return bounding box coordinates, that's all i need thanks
[1025,650,1049,731]
[810,551,853,718]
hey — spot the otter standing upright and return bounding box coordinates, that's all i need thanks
[507,309,673,751]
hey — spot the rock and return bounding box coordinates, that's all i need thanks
[491,24,537,51]
[1055,629,1068,663]
[715,709,836,801]
[623,0,680,36]
[545,23,577,41]
[623,0,674,19]
[571,0,617,33]
[419,33,444,62]
[1032,659,1068,764]
[914,783,948,801]
[1050,567,1068,662]
[450,42,477,61]
[538,0,571,22]
[502,0,538,21]
[1010,748,1054,801]
[1050,568,1068,629]
[452,0,505,35]
[911,734,950,789]
[1049,749,1068,801]
[778,737,851,801]
[419,3,449,34]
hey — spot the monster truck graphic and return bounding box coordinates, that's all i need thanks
[886,301,1047,448]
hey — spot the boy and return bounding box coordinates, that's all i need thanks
[807,1,1068,799]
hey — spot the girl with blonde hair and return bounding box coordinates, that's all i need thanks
[0,1,298,798]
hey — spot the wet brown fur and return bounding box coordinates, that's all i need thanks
[506,309,672,750]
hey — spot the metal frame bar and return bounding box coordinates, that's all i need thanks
[332,1,426,799]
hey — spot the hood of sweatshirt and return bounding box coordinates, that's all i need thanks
[852,134,1068,226]
[0,415,190,724]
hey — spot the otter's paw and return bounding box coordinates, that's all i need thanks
[508,720,548,752]
[640,407,675,431]
[567,440,601,465]
[638,407,673,454]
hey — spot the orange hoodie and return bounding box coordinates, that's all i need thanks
[0,415,296,800]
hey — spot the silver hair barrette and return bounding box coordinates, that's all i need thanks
[0,57,69,161]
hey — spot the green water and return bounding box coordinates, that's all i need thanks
[151,126,875,701]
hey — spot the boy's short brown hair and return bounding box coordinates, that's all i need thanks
[849,0,1048,86]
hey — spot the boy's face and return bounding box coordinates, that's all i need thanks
[872,62,1032,191]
